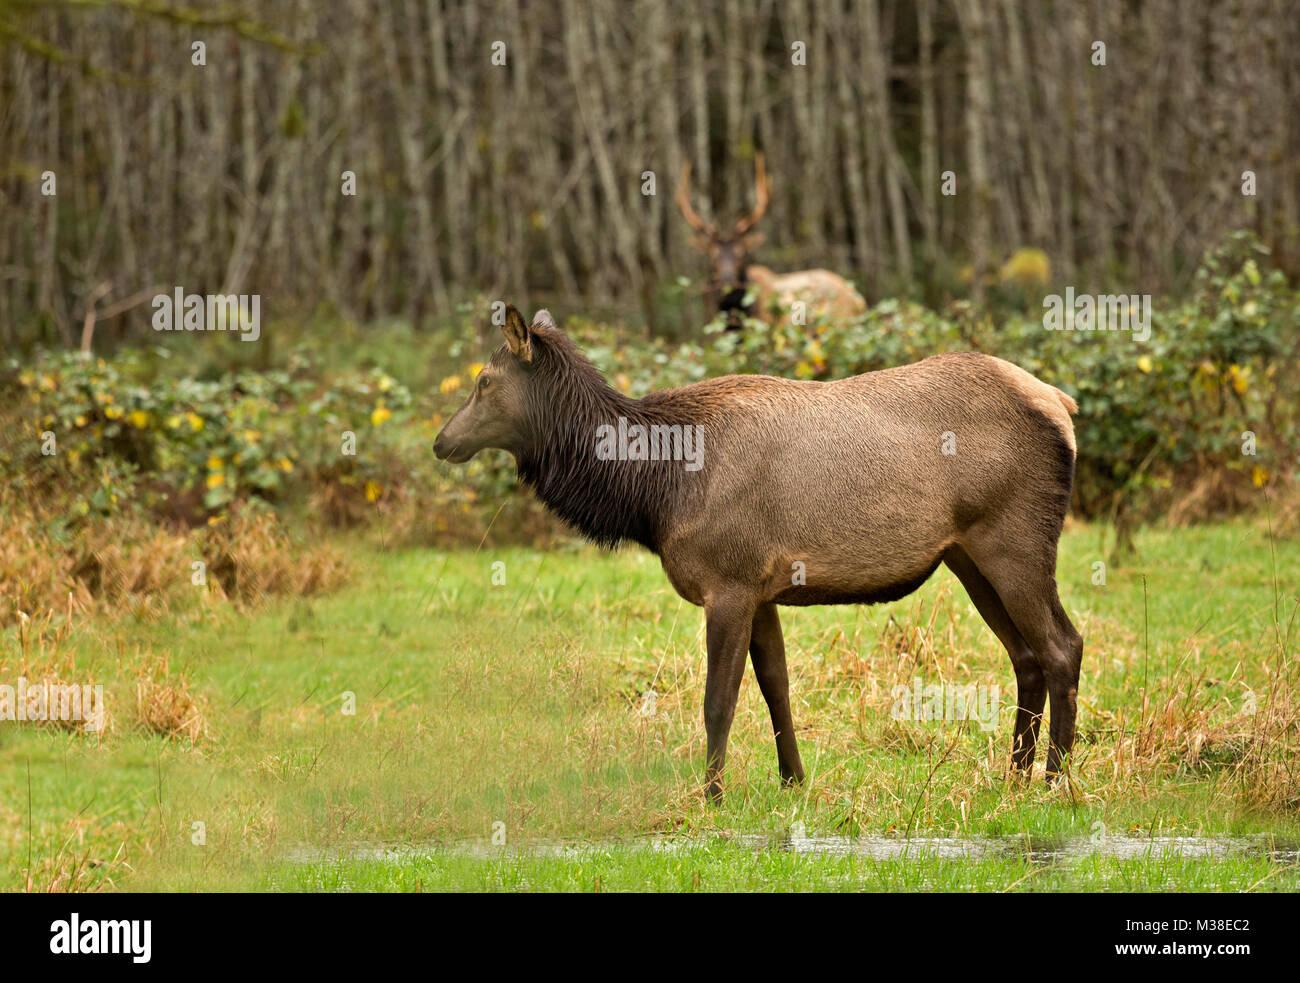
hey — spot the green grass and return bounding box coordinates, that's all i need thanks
[2,518,1298,891]
[268,844,1300,893]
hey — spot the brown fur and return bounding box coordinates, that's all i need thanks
[435,308,1084,800]
[746,265,868,324]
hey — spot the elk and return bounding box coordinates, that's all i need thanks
[434,307,1084,801]
[676,153,867,328]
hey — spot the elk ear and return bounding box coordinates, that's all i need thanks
[502,304,532,362]
[531,309,556,332]
[742,231,766,251]
[689,234,716,254]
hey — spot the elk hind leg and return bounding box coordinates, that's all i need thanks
[943,545,1045,772]
[749,602,804,786]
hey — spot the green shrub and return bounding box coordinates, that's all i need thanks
[2,232,1295,548]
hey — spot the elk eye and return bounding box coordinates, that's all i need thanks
[478,375,491,391]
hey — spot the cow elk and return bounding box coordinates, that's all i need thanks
[676,153,867,329]
[434,306,1084,802]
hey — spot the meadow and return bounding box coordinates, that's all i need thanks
[2,516,1297,892]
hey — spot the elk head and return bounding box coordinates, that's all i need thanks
[676,153,770,324]
[433,305,542,463]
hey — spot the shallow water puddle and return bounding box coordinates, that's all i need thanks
[286,832,1300,866]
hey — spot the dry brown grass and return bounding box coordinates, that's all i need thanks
[0,510,94,626]
[11,794,133,894]
[133,652,209,744]
[2,606,113,736]
[1227,665,1300,810]
[1,600,217,752]
[0,486,351,623]
[2,589,217,747]
[69,527,189,605]
[23,845,118,893]
[194,506,349,605]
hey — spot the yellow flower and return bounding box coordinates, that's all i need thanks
[1137,355,1153,374]
[104,405,124,420]
[1229,364,1250,394]
[75,414,87,427]
[206,455,223,470]
[167,415,182,429]
[277,457,294,472]
[377,374,394,392]
[38,374,56,391]
[205,472,225,489]
[371,405,392,426]
[128,410,149,429]
[439,375,462,395]
[186,411,204,431]
[1252,466,1269,488]
[467,362,485,378]
[365,480,382,503]
[18,371,34,387]
[243,429,261,443]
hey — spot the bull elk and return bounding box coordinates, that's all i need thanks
[434,306,1084,801]
[676,153,867,329]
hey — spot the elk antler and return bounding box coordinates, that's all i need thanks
[675,160,717,238]
[733,151,770,236]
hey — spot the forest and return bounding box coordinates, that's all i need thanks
[2,0,1298,342]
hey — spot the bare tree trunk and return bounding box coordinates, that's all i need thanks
[955,0,994,302]
[918,0,940,274]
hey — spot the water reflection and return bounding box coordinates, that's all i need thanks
[286,832,1300,865]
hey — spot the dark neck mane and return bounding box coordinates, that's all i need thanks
[515,330,703,552]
